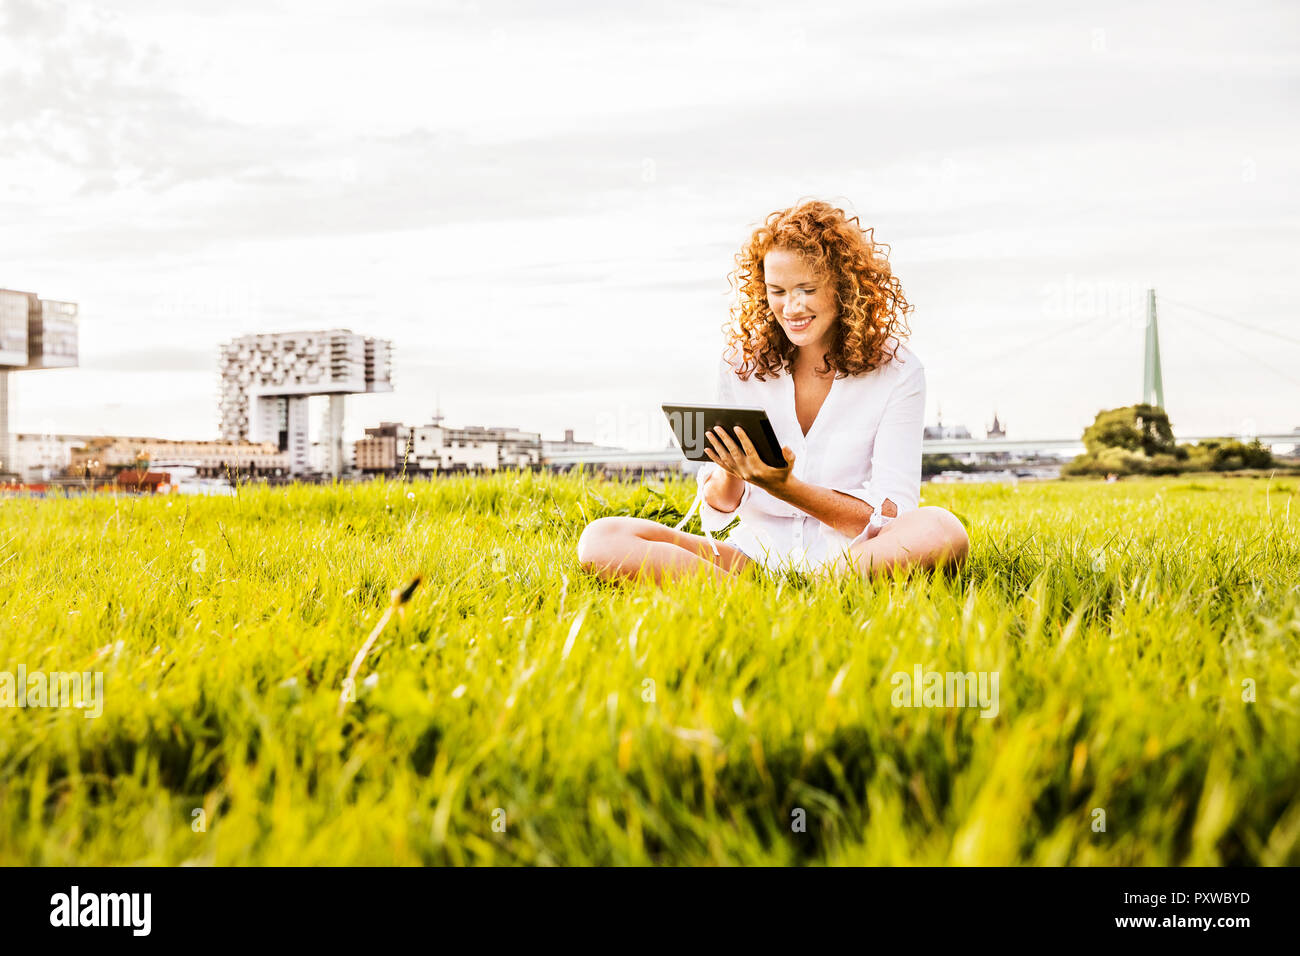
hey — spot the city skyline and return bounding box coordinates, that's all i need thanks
[3,0,1298,450]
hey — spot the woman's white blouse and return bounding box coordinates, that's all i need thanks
[675,340,926,575]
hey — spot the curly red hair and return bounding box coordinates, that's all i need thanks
[723,199,913,381]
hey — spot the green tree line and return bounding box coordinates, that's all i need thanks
[1064,404,1278,477]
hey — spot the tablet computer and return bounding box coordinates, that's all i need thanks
[661,402,785,469]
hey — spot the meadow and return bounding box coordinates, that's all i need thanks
[0,471,1297,865]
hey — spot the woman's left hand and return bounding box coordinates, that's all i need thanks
[703,426,795,494]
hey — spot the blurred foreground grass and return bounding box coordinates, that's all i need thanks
[0,471,1297,865]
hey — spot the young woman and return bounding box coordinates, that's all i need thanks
[577,199,970,585]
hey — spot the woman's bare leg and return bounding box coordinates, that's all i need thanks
[576,516,753,585]
[834,505,969,578]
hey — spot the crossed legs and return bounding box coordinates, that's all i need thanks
[828,505,970,578]
[575,516,754,585]
[576,506,969,585]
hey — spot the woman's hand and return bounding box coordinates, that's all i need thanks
[703,426,795,494]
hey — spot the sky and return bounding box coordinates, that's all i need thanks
[2,0,1297,450]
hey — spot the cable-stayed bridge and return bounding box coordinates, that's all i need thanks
[546,289,1299,467]
[544,429,1299,468]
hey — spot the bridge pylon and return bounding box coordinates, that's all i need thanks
[1143,288,1165,409]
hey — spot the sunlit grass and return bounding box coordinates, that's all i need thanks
[1,471,1297,865]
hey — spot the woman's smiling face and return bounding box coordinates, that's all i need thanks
[763,247,840,354]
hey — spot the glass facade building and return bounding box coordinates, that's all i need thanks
[26,298,79,369]
[0,290,29,368]
[0,289,79,476]
[218,330,394,478]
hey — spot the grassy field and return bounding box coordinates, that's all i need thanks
[1,471,1298,866]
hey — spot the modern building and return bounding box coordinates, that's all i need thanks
[218,330,393,478]
[310,438,355,474]
[0,289,79,476]
[354,413,543,476]
[11,432,98,481]
[415,423,541,472]
[69,436,288,478]
[408,408,539,472]
[355,422,415,474]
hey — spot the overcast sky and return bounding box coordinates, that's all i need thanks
[2,0,1297,449]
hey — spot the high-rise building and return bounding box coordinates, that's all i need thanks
[25,298,78,369]
[218,330,393,477]
[0,289,80,477]
[0,290,29,368]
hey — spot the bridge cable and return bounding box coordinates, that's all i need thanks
[1160,297,1300,349]
[1169,308,1300,392]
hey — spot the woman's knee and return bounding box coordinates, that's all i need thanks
[846,506,969,577]
[576,515,634,567]
[920,506,969,563]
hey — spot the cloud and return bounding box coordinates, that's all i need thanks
[2,0,1297,444]
[81,347,215,372]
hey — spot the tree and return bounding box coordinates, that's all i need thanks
[922,454,975,477]
[1182,438,1273,472]
[1066,405,1277,478]
[1082,404,1175,457]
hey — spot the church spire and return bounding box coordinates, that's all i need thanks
[986,410,1005,439]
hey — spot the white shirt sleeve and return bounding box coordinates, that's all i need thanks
[830,361,926,541]
[694,350,754,531]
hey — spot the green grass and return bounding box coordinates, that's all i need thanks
[1,472,1298,865]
